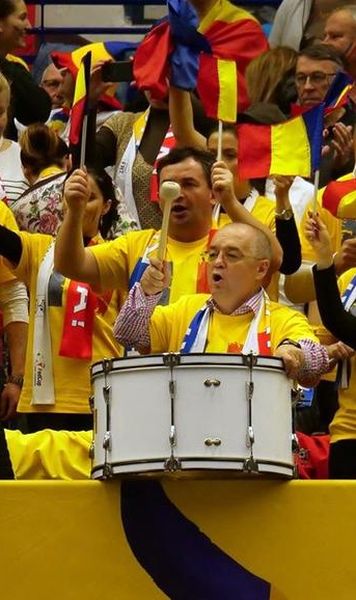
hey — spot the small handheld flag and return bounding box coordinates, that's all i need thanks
[69,51,92,168]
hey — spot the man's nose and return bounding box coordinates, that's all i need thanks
[303,76,315,90]
[214,250,225,266]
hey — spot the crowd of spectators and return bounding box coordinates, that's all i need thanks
[0,0,355,481]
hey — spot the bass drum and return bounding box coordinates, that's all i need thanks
[90,353,294,479]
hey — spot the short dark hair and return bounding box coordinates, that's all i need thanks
[86,167,118,239]
[0,0,17,19]
[156,146,215,188]
[298,44,346,69]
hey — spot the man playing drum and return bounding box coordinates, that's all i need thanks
[54,147,282,313]
[114,222,333,387]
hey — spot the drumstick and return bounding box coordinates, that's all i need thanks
[157,181,181,261]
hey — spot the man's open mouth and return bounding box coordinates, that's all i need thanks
[212,273,223,282]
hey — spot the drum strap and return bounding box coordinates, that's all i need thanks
[181,290,271,354]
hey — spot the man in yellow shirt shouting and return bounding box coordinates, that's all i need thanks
[114,222,330,387]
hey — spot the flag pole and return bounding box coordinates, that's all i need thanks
[80,113,88,170]
[313,169,320,213]
[217,119,223,161]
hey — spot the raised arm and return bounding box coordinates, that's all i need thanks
[54,169,100,287]
[169,86,207,149]
[211,161,283,273]
[306,212,356,349]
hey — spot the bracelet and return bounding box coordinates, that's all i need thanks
[275,208,294,221]
[6,374,24,388]
[277,339,302,350]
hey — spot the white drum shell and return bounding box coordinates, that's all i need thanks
[91,354,294,479]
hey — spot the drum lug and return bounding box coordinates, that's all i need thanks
[291,433,299,453]
[246,426,255,448]
[88,395,94,412]
[103,431,112,451]
[204,378,221,387]
[243,457,259,474]
[163,352,181,367]
[102,358,113,375]
[204,437,222,447]
[89,441,95,459]
[242,353,257,368]
[102,463,113,479]
[164,456,181,472]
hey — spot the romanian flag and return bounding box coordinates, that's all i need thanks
[52,41,137,110]
[133,0,267,112]
[197,55,237,122]
[321,176,356,219]
[237,104,324,179]
[69,51,91,147]
[324,71,354,111]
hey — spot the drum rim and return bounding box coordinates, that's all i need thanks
[91,353,285,377]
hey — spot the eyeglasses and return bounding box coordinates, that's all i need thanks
[41,79,62,90]
[207,249,261,263]
[295,72,337,86]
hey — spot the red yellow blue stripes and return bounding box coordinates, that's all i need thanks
[198,56,237,122]
[322,176,356,218]
[69,52,91,146]
[237,104,324,179]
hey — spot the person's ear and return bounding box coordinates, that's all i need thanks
[101,199,112,216]
[256,259,270,281]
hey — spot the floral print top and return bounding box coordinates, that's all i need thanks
[9,173,66,235]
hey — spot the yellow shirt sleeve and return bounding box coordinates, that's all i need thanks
[0,201,20,284]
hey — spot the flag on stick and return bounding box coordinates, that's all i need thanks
[69,51,91,148]
[237,104,324,179]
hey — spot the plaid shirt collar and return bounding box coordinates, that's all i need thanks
[208,288,264,316]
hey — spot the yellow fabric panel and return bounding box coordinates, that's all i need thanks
[0,200,19,284]
[199,0,258,31]
[2,480,356,598]
[270,119,310,177]
[324,268,356,442]
[91,228,211,304]
[6,429,91,479]
[13,233,121,414]
[217,59,237,122]
[149,293,318,354]
[298,196,342,262]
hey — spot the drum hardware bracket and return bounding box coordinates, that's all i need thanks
[102,357,113,375]
[102,463,113,479]
[164,353,181,472]
[88,394,94,412]
[243,457,259,474]
[242,353,257,368]
[204,437,222,447]
[88,441,95,459]
[204,378,221,387]
[163,352,181,368]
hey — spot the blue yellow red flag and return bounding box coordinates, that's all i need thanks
[69,51,91,147]
[237,104,324,179]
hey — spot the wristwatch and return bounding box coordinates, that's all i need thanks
[275,208,293,220]
[277,339,302,350]
[6,374,24,388]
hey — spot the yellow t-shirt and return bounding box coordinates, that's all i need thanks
[298,194,342,263]
[0,200,19,284]
[149,293,319,354]
[319,268,356,443]
[90,229,212,304]
[14,233,122,414]
[5,429,91,480]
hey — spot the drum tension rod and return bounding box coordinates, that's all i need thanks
[163,353,181,472]
[102,358,113,479]
[242,352,259,474]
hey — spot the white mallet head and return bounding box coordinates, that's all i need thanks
[159,181,181,203]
